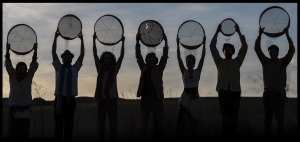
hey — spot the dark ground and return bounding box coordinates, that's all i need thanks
[2,97,298,141]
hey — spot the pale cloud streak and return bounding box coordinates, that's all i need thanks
[2,3,297,101]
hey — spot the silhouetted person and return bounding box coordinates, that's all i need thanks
[93,32,125,142]
[5,42,38,138]
[176,36,206,141]
[254,27,295,138]
[52,30,84,142]
[210,23,248,138]
[135,33,169,141]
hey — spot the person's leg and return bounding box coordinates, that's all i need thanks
[274,91,286,137]
[64,97,76,142]
[140,97,151,141]
[54,97,64,141]
[19,118,30,138]
[15,118,22,138]
[108,99,118,142]
[98,99,107,142]
[177,104,187,140]
[263,91,274,137]
[8,111,18,138]
[152,99,163,141]
[228,92,241,137]
[218,91,230,137]
[186,106,199,141]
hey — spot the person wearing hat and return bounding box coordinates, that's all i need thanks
[254,27,295,138]
[52,30,85,142]
[5,42,38,138]
[209,23,248,138]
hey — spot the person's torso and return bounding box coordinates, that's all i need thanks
[183,68,200,88]
[142,68,154,94]
[262,58,287,89]
[55,64,80,96]
[217,59,241,92]
[7,74,33,107]
[137,65,164,100]
[101,66,119,99]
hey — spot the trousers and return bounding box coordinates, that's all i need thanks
[97,98,118,142]
[140,93,163,141]
[218,90,241,138]
[8,105,31,138]
[263,90,286,137]
[54,96,76,142]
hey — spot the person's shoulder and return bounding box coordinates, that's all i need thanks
[52,58,61,64]
[74,59,83,66]
[154,65,160,69]
[219,57,225,61]
[278,57,286,62]
[114,64,119,69]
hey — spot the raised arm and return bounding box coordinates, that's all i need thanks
[135,33,145,70]
[5,42,15,76]
[77,31,85,64]
[5,42,11,62]
[176,37,185,75]
[282,27,295,66]
[210,24,222,66]
[32,43,38,63]
[116,36,125,69]
[93,32,100,71]
[197,35,206,76]
[254,26,268,65]
[234,24,248,67]
[28,43,39,78]
[158,33,169,71]
[52,31,60,62]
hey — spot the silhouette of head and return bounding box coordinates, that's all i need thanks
[61,50,74,66]
[223,43,235,58]
[145,52,158,68]
[100,51,116,66]
[268,45,279,59]
[185,54,196,68]
[16,62,27,75]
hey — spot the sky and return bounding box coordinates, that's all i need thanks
[2,3,298,101]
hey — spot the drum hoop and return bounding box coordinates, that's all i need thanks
[94,14,124,46]
[7,24,37,55]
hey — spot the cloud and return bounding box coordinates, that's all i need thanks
[2,3,297,100]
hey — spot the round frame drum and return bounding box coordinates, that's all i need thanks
[138,20,165,47]
[177,20,205,50]
[259,6,290,37]
[220,18,237,36]
[7,24,37,55]
[57,14,82,40]
[94,14,124,46]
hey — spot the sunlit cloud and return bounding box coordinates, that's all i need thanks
[3,3,297,101]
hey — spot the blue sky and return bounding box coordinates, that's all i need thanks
[2,3,297,101]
